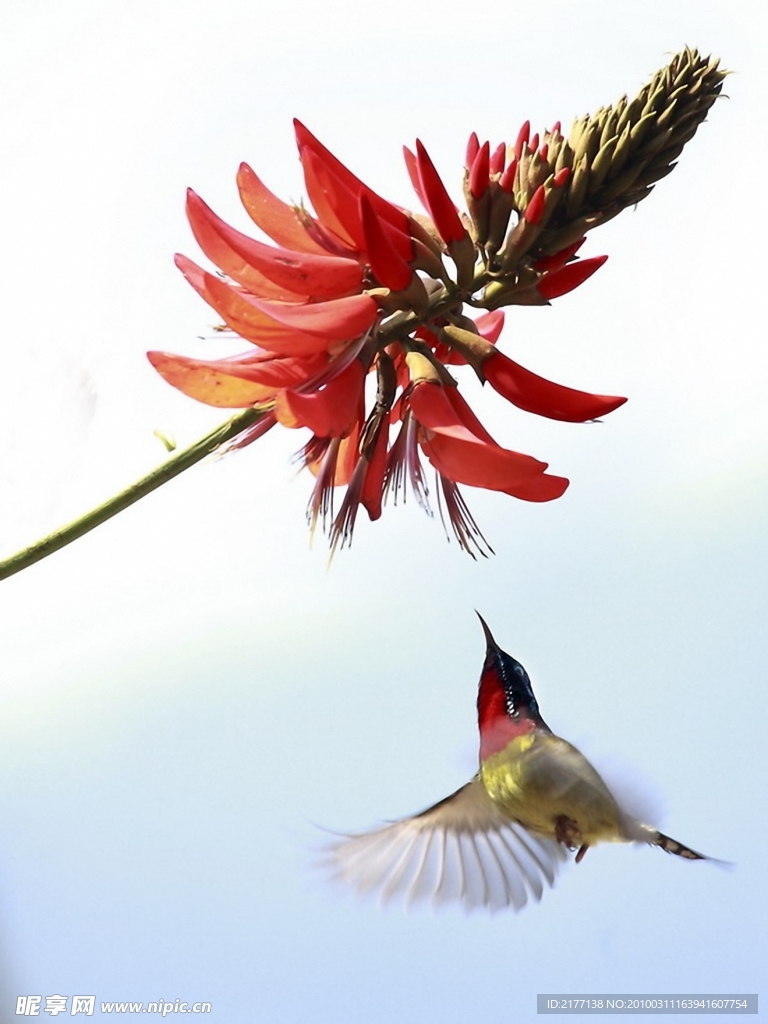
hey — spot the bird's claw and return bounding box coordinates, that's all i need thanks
[554,814,583,851]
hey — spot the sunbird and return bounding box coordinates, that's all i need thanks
[327,615,711,912]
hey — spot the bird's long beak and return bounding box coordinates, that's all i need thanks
[475,611,501,655]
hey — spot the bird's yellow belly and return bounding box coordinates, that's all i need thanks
[481,733,625,845]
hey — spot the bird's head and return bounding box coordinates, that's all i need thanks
[475,613,547,760]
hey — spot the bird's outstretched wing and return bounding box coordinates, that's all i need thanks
[323,777,567,913]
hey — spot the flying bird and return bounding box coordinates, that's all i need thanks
[326,614,711,912]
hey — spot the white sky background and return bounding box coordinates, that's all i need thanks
[0,0,766,1018]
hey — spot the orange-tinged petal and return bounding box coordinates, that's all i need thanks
[186,189,303,301]
[147,351,277,408]
[301,435,333,478]
[304,422,361,490]
[336,416,363,486]
[186,190,365,301]
[236,162,328,255]
[273,394,301,428]
[274,360,365,437]
[484,349,627,422]
[183,350,326,389]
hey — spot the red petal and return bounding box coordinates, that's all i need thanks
[403,146,429,209]
[177,261,311,354]
[525,184,547,225]
[236,163,327,254]
[424,427,568,501]
[294,121,410,238]
[414,140,467,245]
[275,359,365,436]
[297,143,414,264]
[176,255,377,356]
[469,141,490,199]
[475,310,505,344]
[553,166,570,187]
[484,349,627,422]
[252,291,377,341]
[147,351,278,408]
[442,386,497,445]
[537,255,608,299]
[360,192,413,291]
[411,381,545,472]
[497,473,569,502]
[300,148,361,250]
[499,157,517,193]
[409,381,485,444]
[423,430,553,495]
[532,237,586,274]
[410,381,566,500]
[360,417,390,521]
[490,142,506,175]
[514,121,530,163]
[186,190,364,301]
[465,132,480,169]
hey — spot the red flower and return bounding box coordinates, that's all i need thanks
[149,119,628,556]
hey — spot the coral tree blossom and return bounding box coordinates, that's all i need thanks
[148,50,724,555]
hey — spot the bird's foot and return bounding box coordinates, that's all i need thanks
[575,844,590,864]
[554,815,583,851]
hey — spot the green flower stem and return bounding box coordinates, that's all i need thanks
[0,407,265,582]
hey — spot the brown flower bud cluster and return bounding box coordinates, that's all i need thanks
[469,48,726,309]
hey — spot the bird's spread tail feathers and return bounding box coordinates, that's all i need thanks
[652,831,707,861]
